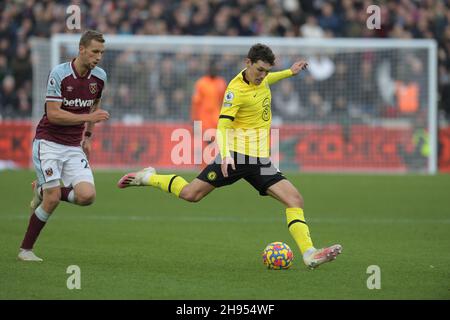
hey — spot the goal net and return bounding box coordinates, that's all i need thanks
[31,35,437,173]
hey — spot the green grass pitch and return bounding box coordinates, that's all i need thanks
[0,169,449,299]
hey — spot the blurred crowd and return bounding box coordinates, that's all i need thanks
[0,0,449,122]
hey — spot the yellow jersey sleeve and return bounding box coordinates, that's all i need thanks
[216,118,232,159]
[217,88,242,158]
[219,89,241,119]
[267,69,293,85]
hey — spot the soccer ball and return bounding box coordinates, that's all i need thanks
[262,242,294,270]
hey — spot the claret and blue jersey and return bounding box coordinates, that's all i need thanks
[35,59,107,146]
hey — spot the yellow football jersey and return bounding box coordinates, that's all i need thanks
[217,68,293,158]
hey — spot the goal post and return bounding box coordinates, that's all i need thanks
[31,35,437,173]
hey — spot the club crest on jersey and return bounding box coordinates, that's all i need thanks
[89,82,97,94]
[45,168,53,177]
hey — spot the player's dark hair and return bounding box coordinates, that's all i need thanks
[79,30,105,47]
[247,43,275,66]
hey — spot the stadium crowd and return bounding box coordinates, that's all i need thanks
[0,0,449,122]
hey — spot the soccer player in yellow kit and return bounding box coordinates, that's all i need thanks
[118,44,342,268]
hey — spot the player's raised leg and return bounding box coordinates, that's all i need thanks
[178,178,215,202]
[117,167,156,188]
[266,179,342,269]
[117,167,215,202]
[117,166,189,198]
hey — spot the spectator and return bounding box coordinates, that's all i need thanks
[0,75,18,119]
[318,2,341,36]
[341,7,362,37]
[191,63,227,166]
[300,15,324,38]
[0,54,11,84]
[355,58,379,116]
[395,54,427,116]
[191,63,226,133]
[272,80,306,120]
[308,90,332,120]
[439,65,450,121]
[11,43,32,90]
[153,91,168,118]
[16,87,32,118]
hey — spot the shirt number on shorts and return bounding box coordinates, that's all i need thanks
[81,159,89,169]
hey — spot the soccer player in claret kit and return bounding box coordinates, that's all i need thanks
[18,30,110,261]
[118,44,342,269]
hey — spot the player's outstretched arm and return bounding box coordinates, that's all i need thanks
[290,60,308,75]
[47,101,109,126]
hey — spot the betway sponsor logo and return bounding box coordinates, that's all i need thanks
[63,97,95,108]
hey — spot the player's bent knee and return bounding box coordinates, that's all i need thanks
[180,190,203,203]
[191,193,204,203]
[76,192,96,206]
[184,193,201,203]
[179,179,213,203]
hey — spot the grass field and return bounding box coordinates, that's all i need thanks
[0,169,449,300]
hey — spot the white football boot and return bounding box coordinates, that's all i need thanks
[18,249,43,262]
[303,244,342,269]
[117,167,156,188]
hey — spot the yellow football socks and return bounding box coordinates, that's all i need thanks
[148,174,188,197]
[286,207,314,254]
